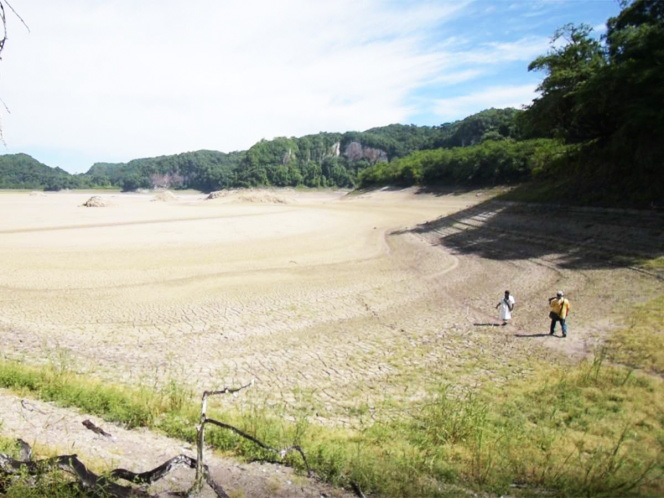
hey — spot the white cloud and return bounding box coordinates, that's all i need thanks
[0,0,606,172]
[460,36,550,65]
[0,0,470,171]
[433,84,538,121]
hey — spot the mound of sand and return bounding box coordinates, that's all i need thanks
[82,196,108,207]
[206,189,290,204]
[236,190,290,204]
[152,190,177,202]
[29,191,47,197]
[206,190,235,200]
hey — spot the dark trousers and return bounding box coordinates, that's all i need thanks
[550,316,567,336]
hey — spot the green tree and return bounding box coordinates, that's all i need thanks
[121,174,150,192]
[519,0,664,206]
[602,0,664,168]
[521,24,607,142]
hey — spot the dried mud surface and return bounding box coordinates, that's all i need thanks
[0,188,662,496]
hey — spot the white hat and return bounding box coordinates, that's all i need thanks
[557,290,564,296]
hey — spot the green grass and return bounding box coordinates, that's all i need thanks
[1,295,663,496]
[603,295,664,375]
[643,257,664,269]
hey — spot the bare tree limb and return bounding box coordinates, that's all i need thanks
[1,442,218,497]
[204,418,310,475]
[192,380,254,494]
[0,0,29,61]
[3,1,29,33]
[110,454,196,485]
[0,2,6,62]
[1,452,146,497]
[351,480,368,498]
[21,399,45,414]
[204,469,230,498]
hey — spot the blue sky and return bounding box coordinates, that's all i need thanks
[0,0,621,173]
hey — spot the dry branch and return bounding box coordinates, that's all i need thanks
[20,399,45,414]
[0,2,6,58]
[192,381,255,493]
[0,442,215,497]
[110,454,196,485]
[0,1,28,64]
[204,418,310,474]
[1,452,147,497]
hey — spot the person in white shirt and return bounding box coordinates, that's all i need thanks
[496,290,515,326]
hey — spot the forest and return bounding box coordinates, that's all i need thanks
[0,108,519,192]
[0,0,661,208]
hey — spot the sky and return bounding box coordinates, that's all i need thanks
[0,0,621,174]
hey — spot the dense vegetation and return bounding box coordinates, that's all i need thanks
[0,153,78,190]
[85,149,246,192]
[0,108,519,192]
[358,138,567,187]
[511,0,663,207]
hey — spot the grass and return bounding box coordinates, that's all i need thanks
[1,295,662,496]
[603,295,664,375]
[642,257,664,270]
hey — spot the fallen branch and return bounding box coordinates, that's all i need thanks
[1,452,146,497]
[0,443,221,497]
[20,399,45,414]
[192,381,255,493]
[351,480,368,498]
[110,454,196,484]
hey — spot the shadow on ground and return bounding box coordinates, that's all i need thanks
[393,198,663,272]
[514,333,554,338]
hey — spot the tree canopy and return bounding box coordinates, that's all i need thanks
[517,0,663,205]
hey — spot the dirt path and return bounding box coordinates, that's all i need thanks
[0,188,661,495]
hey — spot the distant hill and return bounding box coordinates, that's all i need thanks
[0,108,522,192]
[0,153,78,190]
[85,149,246,192]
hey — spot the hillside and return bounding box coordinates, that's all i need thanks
[0,153,77,190]
[0,107,519,192]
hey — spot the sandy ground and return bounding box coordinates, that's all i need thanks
[0,188,662,496]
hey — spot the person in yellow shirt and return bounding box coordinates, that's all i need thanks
[549,290,571,337]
